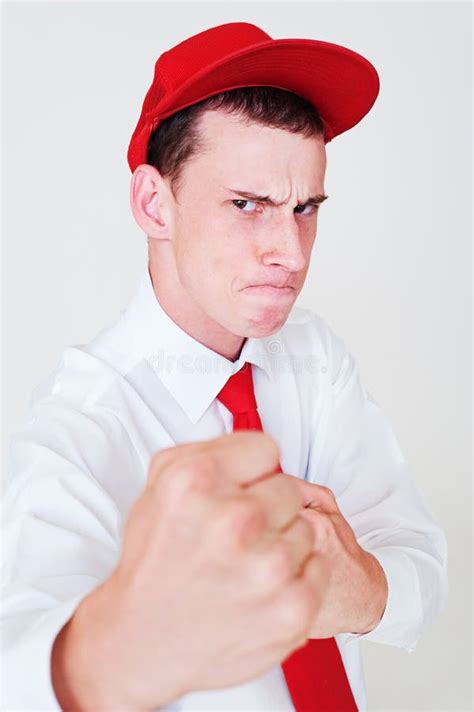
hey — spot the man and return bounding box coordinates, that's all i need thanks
[2,22,447,711]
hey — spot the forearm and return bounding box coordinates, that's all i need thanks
[51,571,188,711]
[51,578,140,711]
[356,551,388,634]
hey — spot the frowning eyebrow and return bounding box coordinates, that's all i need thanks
[225,188,329,207]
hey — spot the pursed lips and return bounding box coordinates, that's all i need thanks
[242,284,296,297]
[244,280,296,289]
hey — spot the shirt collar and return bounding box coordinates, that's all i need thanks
[124,265,280,424]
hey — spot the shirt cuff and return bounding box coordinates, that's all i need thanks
[2,594,87,711]
[344,547,423,652]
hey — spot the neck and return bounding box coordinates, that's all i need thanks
[147,256,245,362]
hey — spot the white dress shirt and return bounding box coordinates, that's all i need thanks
[1,264,448,711]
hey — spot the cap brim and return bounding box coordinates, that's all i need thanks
[128,38,379,171]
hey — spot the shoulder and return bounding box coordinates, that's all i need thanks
[6,341,143,512]
[29,345,120,414]
[13,344,128,457]
[29,311,138,413]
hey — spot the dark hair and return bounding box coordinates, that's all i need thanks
[146,86,325,195]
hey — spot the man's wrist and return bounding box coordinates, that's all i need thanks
[51,576,152,711]
[356,551,388,634]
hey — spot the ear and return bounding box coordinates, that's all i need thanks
[129,164,174,240]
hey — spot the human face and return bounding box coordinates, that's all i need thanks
[154,109,327,355]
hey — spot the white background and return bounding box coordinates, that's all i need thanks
[2,2,472,710]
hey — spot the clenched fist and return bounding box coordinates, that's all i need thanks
[52,431,327,711]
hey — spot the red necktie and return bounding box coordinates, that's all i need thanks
[216,361,358,712]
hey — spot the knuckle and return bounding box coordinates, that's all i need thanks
[149,451,218,504]
[310,512,334,543]
[146,450,172,488]
[254,431,281,469]
[294,513,314,539]
[150,448,169,469]
[222,496,266,534]
[279,586,313,636]
[265,541,294,584]
[294,516,316,553]
[148,446,196,488]
[320,484,337,504]
[279,475,305,508]
[171,453,218,495]
[262,432,281,458]
[320,515,335,538]
[149,446,179,474]
[211,496,267,554]
[319,484,333,496]
[303,555,326,598]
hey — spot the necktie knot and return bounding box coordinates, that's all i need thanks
[216,362,257,416]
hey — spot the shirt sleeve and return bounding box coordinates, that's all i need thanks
[309,326,448,652]
[1,396,140,710]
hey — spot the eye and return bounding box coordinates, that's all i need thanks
[232,199,258,213]
[294,203,317,216]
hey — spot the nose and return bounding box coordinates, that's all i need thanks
[260,214,308,272]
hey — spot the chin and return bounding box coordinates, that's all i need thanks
[244,307,291,336]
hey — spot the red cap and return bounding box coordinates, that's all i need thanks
[127,22,380,172]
